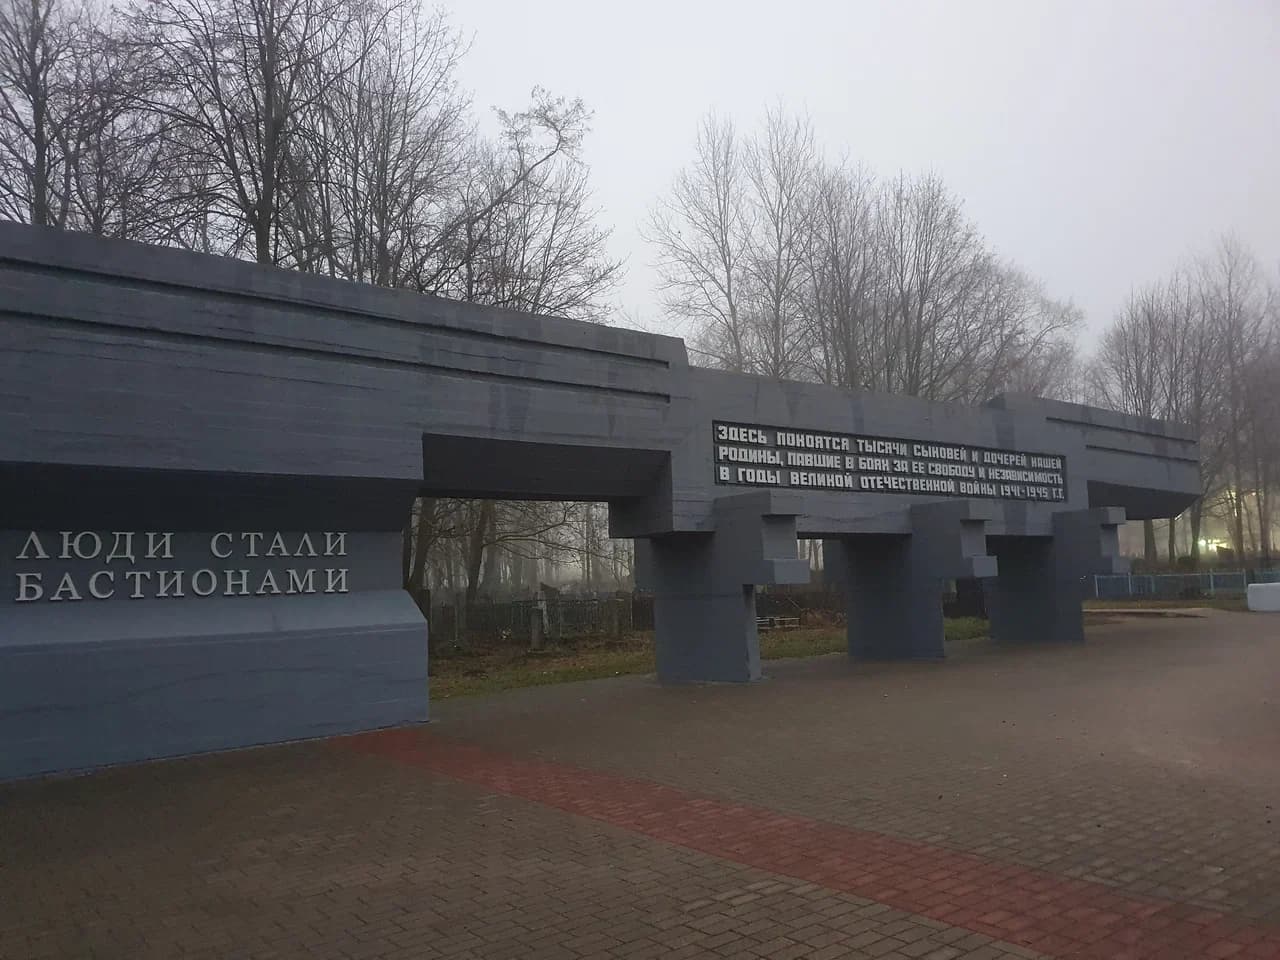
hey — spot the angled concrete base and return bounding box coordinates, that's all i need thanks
[637,492,810,683]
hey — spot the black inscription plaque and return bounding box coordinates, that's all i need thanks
[713,421,1067,503]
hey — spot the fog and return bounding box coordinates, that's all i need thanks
[451,0,1280,340]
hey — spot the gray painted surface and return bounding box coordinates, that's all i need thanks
[0,528,425,780]
[826,501,997,660]
[984,508,1128,646]
[0,224,1200,779]
[636,491,810,682]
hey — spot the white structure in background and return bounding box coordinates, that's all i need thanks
[1247,583,1280,612]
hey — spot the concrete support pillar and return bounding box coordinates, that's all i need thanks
[826,501,997,661]
[985,507,1128,645]
[635,491,809,683]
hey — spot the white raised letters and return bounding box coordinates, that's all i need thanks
[157,570,185,597]
[50,573,82,601]
[16,572,43,601]
[223,569,250,596]
[287,569,315,594]
[89,570,115,599]
[191,569,218,597]
[145,532,173,559]
[11,531,359,602]
[105,532,135,564]
[123,570,152,598]
[17,532,48,560]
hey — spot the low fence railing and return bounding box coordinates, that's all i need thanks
[1092,569,1280,600]
[425,570,1279,647]
[426,589,846,648]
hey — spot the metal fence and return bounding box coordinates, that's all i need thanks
[425,589,847,648]
[428,595,637,647]
[1092,569,1280,599]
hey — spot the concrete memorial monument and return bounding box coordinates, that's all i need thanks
[0,224,1199,780]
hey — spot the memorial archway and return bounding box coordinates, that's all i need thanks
[0,224,1199,779]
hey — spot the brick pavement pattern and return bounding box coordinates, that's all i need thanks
[340,728,1280,959]
[3,611,1280,959]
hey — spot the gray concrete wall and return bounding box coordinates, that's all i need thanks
[0,529,425,780]
[0,224,1203,777]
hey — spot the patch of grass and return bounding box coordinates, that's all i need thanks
[945,616,990,642]
[757,627,846,660]
[431,644,655,699]
[430,617,992,699]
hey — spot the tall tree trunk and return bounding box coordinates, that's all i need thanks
[1230,432,1247,560]
[1190,501,1203,568]
[1167,516,1177,564]
[407,497,438,598]
[1260,493,1273,570]
[1143,519,1157,566]
[1233,496,1246,560]
[464,501,492,607]
[481,506,501,595]
[1257,455,1273,570]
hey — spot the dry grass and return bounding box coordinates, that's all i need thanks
[1084,595,1248,612]
[429,617,991,700]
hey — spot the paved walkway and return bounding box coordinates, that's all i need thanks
[4,613,1280,958]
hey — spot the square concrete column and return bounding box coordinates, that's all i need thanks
[635,492,810,683]
[985,507,1128,645]
[637,534,760,682]
[826,501,997,661]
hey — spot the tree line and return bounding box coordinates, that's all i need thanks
[0,0,627,606]
[1089,236,1278,568]
[3,0,1274,602]
[646,109,1080,403]
[651,109,1279,570]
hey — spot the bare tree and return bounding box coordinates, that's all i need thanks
[128,0,366,264]
[61,12,173,239]
[740,106,815,378]
[413,88,597,298]
[645,112,749,369]
[650,110,1081,409]
[801,159,879,387]
[1199,235,1269,560]
[872,172,993,400]
[457,140,621,320]
[282,1,468,283]
[1091,284,1176,562]
[1245,343,1279,566]
[1157,267,1227,564]
[0,0,79,225]
[1090,237,1280,568]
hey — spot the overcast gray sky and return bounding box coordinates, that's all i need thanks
[447,0,1279,344]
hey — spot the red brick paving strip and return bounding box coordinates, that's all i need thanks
[340,728,1280,960]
